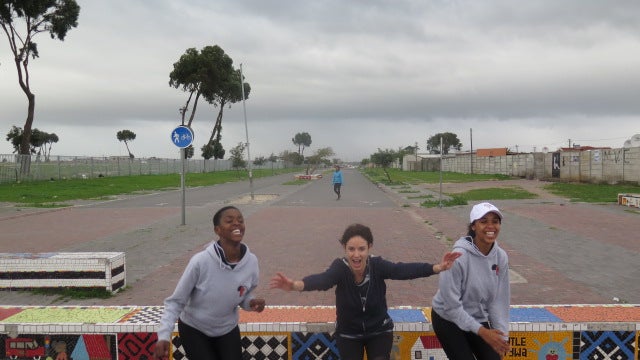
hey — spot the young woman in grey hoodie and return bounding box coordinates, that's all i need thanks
[153,206,265,360]
[431,202,511,359]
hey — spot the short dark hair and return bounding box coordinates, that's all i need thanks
[339,223,373,246]
[213,206,240,226]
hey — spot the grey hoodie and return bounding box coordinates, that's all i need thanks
[431,236,510,336]
[157,241,259,341]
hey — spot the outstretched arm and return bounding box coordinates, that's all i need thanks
[432,251,462,273]
[270,272,305,291]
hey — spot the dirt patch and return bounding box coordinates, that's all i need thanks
[420,179,560,200]
[229,194,279,205]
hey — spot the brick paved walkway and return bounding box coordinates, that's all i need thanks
[0,174,638,307]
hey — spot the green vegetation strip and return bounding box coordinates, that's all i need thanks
[420,187,538,208]
[544,182,640,203]
[0,168,301,206]
[362,168,640,204]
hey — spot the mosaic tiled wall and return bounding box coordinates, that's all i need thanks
[0,305,638,360]
[0,252,126,293]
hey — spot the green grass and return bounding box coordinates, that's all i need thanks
[363,168,640,205]
[420,187,538,208]
[407,195,434,199]
[31,287,115,300]
[544,182,640,203]
[0,168,301,206]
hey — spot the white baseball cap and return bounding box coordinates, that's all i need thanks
[469,202,503,223]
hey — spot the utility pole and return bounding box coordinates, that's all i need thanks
[439,136,443,208]
[470,128,473,174]
[240,63,254,200]
[415,141,418,171]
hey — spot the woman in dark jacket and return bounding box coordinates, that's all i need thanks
[270,223,460,360]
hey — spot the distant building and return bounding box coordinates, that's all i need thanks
[476,148,507,157]
[559,145,611,152]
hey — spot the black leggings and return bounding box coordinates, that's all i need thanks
[178,320,242,360]
[431,309,500,360]
[335,331,393,360]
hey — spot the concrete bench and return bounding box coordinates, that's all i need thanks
[0,252,126,293]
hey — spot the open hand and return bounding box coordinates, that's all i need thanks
[479,327,510,357]
[152,340,170,360]
[269,272,293,291]
[439,251,462,271]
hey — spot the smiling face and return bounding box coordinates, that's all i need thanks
[471,211,501,254]
[214,208,245,244]
[344,235,370,274]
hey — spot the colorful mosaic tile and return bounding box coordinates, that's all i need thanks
[409,334,448,360]
[0,305,638,360]
[0,306,23,321]
[547,304,640,322]
[118,306,164,324]
[117,332,157,360]
[0,333,117,360]
[388,308,427,322]
[292,332,339,360]
[0,306,134,323]
[511,307,562,323]
[506,331,574,359]
[242,333,289,359]
[580,331,637,360]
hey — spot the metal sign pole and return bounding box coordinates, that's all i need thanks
[171,125,193,226]
[181,148,186,225]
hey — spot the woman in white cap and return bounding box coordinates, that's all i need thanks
[431,202,511,360]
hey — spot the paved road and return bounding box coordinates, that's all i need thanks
[0,170,638,307]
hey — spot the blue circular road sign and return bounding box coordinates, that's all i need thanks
[171,125,194,148]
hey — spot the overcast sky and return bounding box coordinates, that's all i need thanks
[1,1,639,161]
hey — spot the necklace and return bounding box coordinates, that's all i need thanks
[358,273,370,312]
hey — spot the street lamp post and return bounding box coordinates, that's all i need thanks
[240,63,254,200]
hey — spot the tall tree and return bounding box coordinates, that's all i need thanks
[370,148,398,183]
[116,129,136,159]
[229,142,246,171]
[6,125,56,158]
[253,156,266,166]
[43,131,58,161]
[305,147,334,174]
[0,0,80,168]
[169,45,245,156]
[206,67,249,152]
[292,132,312,156]
[183,144,194,159]
[426,132,462,154]
[280,150,303,166]
[268,153,278,172]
